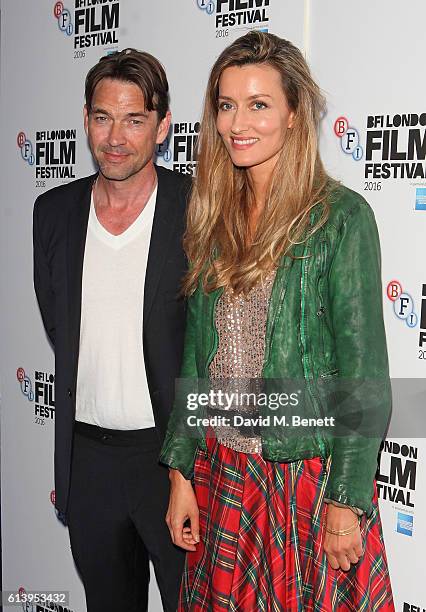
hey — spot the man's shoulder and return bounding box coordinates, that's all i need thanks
[34,173,96,217]
[155,165,192,201]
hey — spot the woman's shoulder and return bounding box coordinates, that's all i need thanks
[325,183,376,231]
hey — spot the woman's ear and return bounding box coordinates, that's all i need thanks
[288,110,296,129]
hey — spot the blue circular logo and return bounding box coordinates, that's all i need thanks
[352,145,363,161]
[406,312,418,328]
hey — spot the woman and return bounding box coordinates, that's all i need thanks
[160,31,394,611]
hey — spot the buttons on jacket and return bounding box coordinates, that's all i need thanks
[67,388,73,398]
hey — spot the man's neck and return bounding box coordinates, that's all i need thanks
[95,161,158,213]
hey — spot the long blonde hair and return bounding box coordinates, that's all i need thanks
[183,31,333,295]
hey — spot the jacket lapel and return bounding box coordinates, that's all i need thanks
[143,165,179,328]
[67,173,97,381]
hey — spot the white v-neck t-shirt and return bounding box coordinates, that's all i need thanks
[75,186,157,429]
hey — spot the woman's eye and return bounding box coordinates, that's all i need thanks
[219,102,233,111]
[253,101,267,110]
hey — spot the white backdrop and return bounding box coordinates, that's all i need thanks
[0,1,424,610]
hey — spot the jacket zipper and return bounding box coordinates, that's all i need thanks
[300,242,327,459]
[317,241,328,360]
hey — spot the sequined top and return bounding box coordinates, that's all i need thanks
[207,270,276,454]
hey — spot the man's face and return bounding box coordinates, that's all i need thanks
[84,77,170,181]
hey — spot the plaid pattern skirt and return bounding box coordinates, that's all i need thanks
[178,435,394,611]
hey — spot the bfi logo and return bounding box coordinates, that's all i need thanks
[17,367,34,401]
[387,280,418,328]
[17,132,34,166]
[54,1,74,36]
[334,116,363,161]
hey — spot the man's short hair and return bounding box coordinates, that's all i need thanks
[85,48,169,120]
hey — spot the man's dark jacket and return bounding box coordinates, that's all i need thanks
[33,165,190,516]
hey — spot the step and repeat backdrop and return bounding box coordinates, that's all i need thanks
[0,1,425,610]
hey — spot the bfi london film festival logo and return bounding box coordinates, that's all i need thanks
[377,440,417,536]
[386,280,426,361]
[335,112,426,201]
[157,121,200,176]
[17,129,76,189]
[16,367,55,426]
[196,0,270,37]
[54,0,119,58]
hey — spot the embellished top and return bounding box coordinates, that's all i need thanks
[207,270,276,454]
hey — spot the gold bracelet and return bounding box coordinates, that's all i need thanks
[325,518,359,536]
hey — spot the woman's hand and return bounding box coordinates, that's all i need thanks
[323,505,363,571]
[165,468,200,551]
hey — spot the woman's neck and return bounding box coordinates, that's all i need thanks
[247,167,271,240]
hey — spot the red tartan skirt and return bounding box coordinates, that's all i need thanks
[178,435,395,611]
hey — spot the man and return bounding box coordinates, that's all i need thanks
[33,49,190,611]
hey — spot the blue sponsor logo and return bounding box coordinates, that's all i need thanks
[396,512,413,536]
[415,187,426,211]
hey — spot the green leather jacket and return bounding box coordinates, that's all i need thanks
[159,185,391,516]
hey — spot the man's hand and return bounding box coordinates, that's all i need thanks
[323,505,363,571]
[165,469,200,551]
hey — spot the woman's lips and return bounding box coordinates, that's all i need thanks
[230,137,259,150]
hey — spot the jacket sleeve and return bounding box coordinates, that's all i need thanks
[159,289,200,479]
[33,197,56,347]
[324,200,391,516]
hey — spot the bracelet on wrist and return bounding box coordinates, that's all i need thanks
[325,517,360,536]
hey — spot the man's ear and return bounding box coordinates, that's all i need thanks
[83,104,89,136]
[156,110,172,145]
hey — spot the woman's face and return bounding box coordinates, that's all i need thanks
[216,63,295,175]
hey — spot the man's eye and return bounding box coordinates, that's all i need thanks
[94,116,108,122]
[130,120,143,125]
